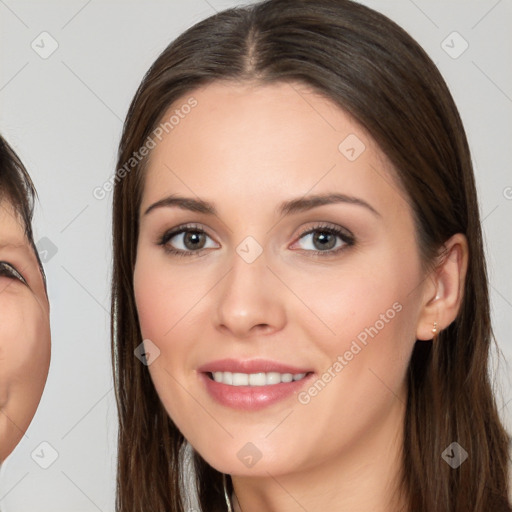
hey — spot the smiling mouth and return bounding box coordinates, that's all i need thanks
[207,371,312,386]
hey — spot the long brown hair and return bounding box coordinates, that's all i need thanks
[111,1,512,510]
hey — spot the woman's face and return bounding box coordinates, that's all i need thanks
[0,200,50,462]
[134,81,429,476]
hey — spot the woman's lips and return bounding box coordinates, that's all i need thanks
[197,358,312,374]
[197,359,315,411]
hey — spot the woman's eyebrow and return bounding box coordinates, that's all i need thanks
[143,192,381,218]
[0,238,39,263]
[0,240,29,251]
[278,193,380,217]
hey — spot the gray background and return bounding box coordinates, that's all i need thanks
[0,0,511,510]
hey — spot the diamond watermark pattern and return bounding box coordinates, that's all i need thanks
[338,134,366,161]
[441,441,468,468]
[31,32,59,59]
[236,236,263,264]
[36,236,58,263]
[441,31,469,59]
[31,441,59,469]
[237,442,263,468]
[134,339,161,366]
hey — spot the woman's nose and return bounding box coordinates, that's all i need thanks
[212,243,287,340]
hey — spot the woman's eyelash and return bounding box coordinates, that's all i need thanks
[157,223,211,258]
[295,223,355,255]
[157,222,355,258]
[0,261,27,284]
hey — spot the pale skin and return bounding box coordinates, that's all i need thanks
[0,200,50,462]
[134,81,468,512]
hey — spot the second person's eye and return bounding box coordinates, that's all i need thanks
[0,261,27,284]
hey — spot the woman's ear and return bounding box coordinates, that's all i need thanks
[416,233,469,341]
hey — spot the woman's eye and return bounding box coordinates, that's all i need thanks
[293,225,355,255]
[0,261,27,284]
[158,225,218,256]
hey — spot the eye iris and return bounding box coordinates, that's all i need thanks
[184,231,206,250]
[313,231,336,250]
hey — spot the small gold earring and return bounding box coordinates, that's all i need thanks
[432,321,438,334]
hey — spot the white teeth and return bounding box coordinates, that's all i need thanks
[249,373,267,386]
[211,371,308,386]
[266,372,281,385]
[232,373,249,386]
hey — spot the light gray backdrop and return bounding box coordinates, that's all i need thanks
[0,0,511,510]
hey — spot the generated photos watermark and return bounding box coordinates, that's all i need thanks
[298,301,403,405]
[93,96,198,200]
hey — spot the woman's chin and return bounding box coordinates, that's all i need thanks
[190,442,301,478]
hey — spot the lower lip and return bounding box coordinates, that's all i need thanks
[199,372,314,411]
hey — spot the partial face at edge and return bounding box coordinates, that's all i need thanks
[133,81,427,477]
[0,200,50,462]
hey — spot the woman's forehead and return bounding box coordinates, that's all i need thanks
[141,81,409,222]
[0,200,32,251]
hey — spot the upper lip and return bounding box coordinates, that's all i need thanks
[197,358,313,374]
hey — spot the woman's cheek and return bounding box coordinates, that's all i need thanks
[134,253,204,341]
[134,250,163,338]
[0,295,29,383]
[0,292,50,423]
[134,271,173,342]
